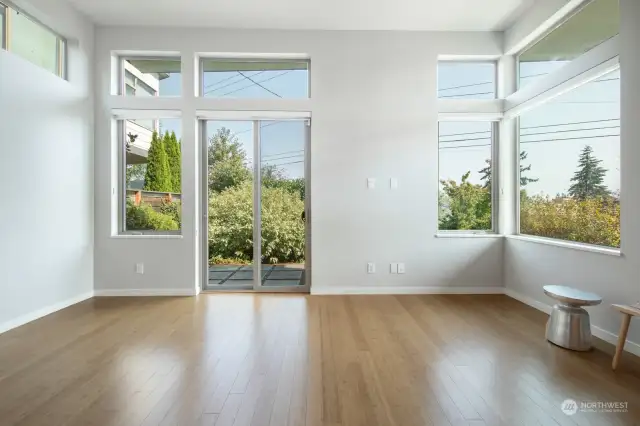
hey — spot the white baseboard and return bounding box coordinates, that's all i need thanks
[311,286,505,295]
[504,288,640,357]
[94,288,197,297]
[0,291,94,335]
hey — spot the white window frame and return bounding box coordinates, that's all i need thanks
[505,0,621,252]
[436,119,500,235]
[114,110,183,237]
[0,0,67,79]
[198,56,311,98]
[437,59,499,100]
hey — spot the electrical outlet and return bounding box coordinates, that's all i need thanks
[367,178,376,189]
[367,262,376,274]
[397,263,405,274]
[135,263,144,274]
[390,263,398,274]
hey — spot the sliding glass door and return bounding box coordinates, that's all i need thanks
[202,118,310,292]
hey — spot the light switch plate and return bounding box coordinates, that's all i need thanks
[367,178,376,189]
[397,263,405,274]
[135,263,144,274]
[367,262,376,274]
[390,178,398,189]
[390,263,398,274]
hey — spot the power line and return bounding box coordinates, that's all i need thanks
[439,136,492,143]
[220,71,293,97]
[439,130,491,138]
[521,125,620,137]
[439,91,494,98]
[234,121,285,136]
[237,71,282,98]
[262,154,303,162]
[262,150,304,159]
[436,73,548,93]
[266,160,304,166]
[204,70,267,95]
[520,118,619,130]
[439,133,619,151]
[439,143,491,150]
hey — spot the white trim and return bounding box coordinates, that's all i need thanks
[437,112,503,122]
[0,292,94,335]
[437,99,504,116]
[112,109,182,119]
[311,286,504,295]
[435,233,503,239]
[194,97,312,112]
[94,288,197,296]
[505,38,620,117]
[196,110,311,120]
[438,55,501,61]
[505,0,587,55]
[108,96,184,111]
[199,52,310,60]
[505,235,621,257]
[504,288,640,357]
[110,234,184,239]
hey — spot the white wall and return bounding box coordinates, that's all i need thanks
[0,0,94,331]
[94,28,504,294]
[504,0,640,350]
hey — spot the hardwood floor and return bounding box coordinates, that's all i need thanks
[0,294,639,426]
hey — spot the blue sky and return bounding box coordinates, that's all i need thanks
[156,61,620,197]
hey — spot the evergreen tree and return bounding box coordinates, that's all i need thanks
[164,131,182,193]
[479,151,538,191]
[208,127,252,193]
[568,145,609,200]
[143,131,172,192]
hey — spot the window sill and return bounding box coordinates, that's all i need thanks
[435,233,503,239]
[505,235,621,257]
[111,234,183,240]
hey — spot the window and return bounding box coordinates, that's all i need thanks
[122,58,181,96]
[437,62,496,99]
[0,3,66,78]
[438,121,495,232]
[518,0,620,89]
[518,69,620,248]
[120,117,182,234]
[201,59,309,98]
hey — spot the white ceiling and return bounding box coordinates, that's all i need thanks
[67,0,535,31]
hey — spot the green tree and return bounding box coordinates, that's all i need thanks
[479,151,538,190]
[143,131,172,192]
[126,164,147,188]
[568,145,609,200]
[208,127,252,193]
[439,172,491,230]
[164,131,182,193]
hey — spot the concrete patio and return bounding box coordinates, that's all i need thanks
[208,263,305,288]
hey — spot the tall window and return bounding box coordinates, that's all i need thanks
[120,118,182,235]
[121,58,182,96]
[201,59,309,98]
[438,121,495,232]
[437,62,496,99]
[518,0,619,88]
[518,69,620,247]
[0,2,66,78]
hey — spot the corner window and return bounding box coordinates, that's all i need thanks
[0,3,66,78]
[518,0,620,89]
[201,58,309,98]
[438,121,495,232]
[517,69,620,248]
[121,58,182,96]
[119,117,182,234]
[437,62,496,100]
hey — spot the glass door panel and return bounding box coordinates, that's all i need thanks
[258,120,307,289]
[205,120,255,290]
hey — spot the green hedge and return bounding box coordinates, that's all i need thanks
[208,183,305,264]
[126,201,178,231]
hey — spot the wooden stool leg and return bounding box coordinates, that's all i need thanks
[613,314,632,370]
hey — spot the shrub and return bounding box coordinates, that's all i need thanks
[208,182,305,263]
[520,195,620,248]
[126,201,178,231]
[159,199,182,225]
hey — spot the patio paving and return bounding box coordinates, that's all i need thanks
[207,264,305,288]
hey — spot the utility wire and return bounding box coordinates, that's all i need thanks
[262,154,303,162]
[237,71,282,98]
[220,71,292,97]
[439,133,620,150]
[204,70,267,95]
[521,125,620,137]
[439,91,494,98]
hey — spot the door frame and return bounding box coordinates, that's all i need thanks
[200,113,311,293]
